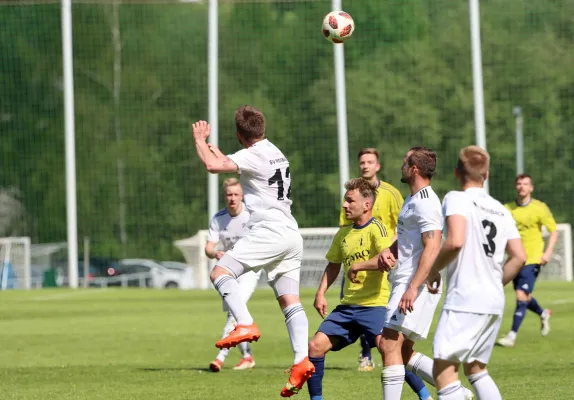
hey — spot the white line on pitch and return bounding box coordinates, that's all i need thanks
[548,299,574,305]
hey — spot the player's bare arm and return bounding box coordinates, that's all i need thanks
[377,240,397,272]
[193,120,238,173]
[347,256,379,283]
[427,215,466,292]
[204,241,225,260]
[314,262,342,319]
[541,230,558,265]
[398,229,441,314]
[502,238,527,285]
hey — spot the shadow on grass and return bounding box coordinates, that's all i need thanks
[138,365,348,373]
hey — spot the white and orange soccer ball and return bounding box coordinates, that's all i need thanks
[322,11,355,44]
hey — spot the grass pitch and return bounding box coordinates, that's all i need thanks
[1,283,573,399]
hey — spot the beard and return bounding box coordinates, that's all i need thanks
[400,175,409,183]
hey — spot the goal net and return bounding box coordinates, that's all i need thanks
[175,223,573,289]
[539,223,572,282]
[0,237,31,290]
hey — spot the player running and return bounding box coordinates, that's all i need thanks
[193,106,313,397]
[497,174,557,347]
[206,178,261,372]
[427,146,526,399]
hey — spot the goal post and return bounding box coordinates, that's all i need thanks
[539,223,573,282]
[175,223,573,289]
[0,237,31,290]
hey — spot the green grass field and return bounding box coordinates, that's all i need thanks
[1,283,573,400]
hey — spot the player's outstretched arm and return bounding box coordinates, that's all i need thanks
[502,238,527,285]
[192,120,238,173]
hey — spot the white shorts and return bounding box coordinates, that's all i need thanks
[385,283,440,341]
[222,270,262,312]
[221,223,303,282]
[433,309,502,365]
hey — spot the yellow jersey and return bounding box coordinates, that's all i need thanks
[326,218,392,306]
[505,199,557,265]
[339,180,404,235]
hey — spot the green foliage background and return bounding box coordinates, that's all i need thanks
[1,0,573,260]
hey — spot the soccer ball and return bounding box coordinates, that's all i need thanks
[322,11,355,44]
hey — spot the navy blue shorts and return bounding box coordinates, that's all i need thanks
[513,264,541,294]
[317,305,386,351]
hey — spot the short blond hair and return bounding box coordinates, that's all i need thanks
[456,145,490,182]
[358,148,379,161]
[222,177,241,192]
[344,178,377,204]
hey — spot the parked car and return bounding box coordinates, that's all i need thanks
[115,259,193,289]
[52,256,120,286]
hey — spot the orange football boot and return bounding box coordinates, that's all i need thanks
[215,323,260,349]
[280,357,315,397]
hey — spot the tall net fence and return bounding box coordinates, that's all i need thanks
[1,0,573,266]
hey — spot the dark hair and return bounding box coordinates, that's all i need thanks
[515,173,533,185]
[235,105,266,142]
[407,146,437,179]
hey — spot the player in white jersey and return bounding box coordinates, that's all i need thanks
[206,178,262,373]
[426,146,526,400]
[373,147,474,400]
[193,106,313,397]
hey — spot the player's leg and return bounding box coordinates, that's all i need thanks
[209,311,236,372]
[233,272,261,370]
[378,327,407,399]
[433,359,466,400]
[525,264,552,336]
[307,309,352,400]
[463,362,501,400]
[210,255,260,349]
[357,335,374,371]
[497,265,534,347]
[271,268,314,397]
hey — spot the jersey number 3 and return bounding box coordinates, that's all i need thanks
[268,167,291,200]
[482,220,497,257]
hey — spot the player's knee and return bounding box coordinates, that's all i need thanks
[210,266,232,282]
[308,334,330,357]
[463,361,487,377]
[515,290,529,302]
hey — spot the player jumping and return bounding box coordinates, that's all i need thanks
[193,106,314,397]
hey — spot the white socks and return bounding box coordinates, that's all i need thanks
[437,380,466,399]
[213,275,253,326]
[407,352,436,386]
[381,364,405,399]
[468,371,501,400]
[282,303,308,364]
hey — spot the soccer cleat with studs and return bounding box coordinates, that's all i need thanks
[233,355,256,370]
[215,323,260,350]
[209,359,224,372]
[280,357,315,397]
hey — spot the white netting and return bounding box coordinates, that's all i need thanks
[0,237,31,290]
[175,223,573,289]
[539,223,573,282]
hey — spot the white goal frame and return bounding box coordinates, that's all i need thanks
[0,237,31,290]
[174,223,573,289]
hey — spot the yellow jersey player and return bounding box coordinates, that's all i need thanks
[497,174,557,347]
[306,179,432,400]
[338,148,404,373]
